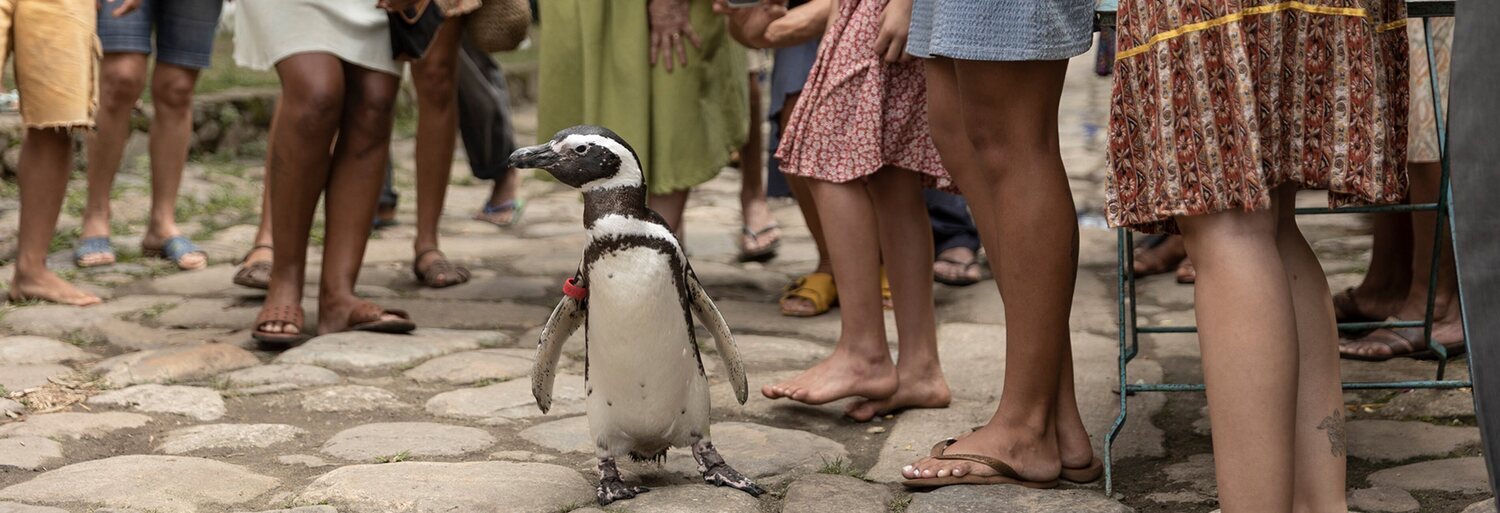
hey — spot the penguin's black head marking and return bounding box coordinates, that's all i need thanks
[509,125,644,191]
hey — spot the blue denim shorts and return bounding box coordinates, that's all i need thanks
[97,0,223,69]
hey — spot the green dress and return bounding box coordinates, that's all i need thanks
[539,0,748,195]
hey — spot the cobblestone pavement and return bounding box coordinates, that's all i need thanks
[0,55,1491,513]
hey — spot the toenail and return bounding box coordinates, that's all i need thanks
[937,469,950,478]
[922,469,934,478]
[953,468,966,477]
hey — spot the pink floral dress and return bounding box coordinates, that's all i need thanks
[776,0,951,191]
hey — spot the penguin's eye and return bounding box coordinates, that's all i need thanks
[573,145,589,155]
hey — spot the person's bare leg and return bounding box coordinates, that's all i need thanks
[1178,202,1302,513]
[904,58,1087,482]
[79,53,149,266]
[10,128,102,305]
[317,64,403,333]
[244,101,280,269]
[845,168,950,421]
[778,92,831,316]
[649,190,691,237]
[739,72,779,255]
[763,178,898,404]
[410,17,463,281]
[1343,211,1411,319]
[140,62,206,269]
[1268,186,1347,513]
[260,55,346,335]
[477,168,522,223]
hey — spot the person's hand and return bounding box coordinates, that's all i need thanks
[649,0,702,72]
[378,0,422,12]
[99,0,141,17]
[872,0,913,63]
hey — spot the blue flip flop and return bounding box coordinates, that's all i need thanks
[144,236,207,271]
[474,199,525,228]
[74,237,116,268]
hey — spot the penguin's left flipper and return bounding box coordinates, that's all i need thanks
[686,269,749,405]
[533,293,585,413]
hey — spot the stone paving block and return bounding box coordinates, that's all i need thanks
[0,455,279,513]
[93,319,241,351]
[0,336,90,365]
[1347,487,1420,513]
[0,502,68,513]
[0,398,23,418]
[603,485,761,513]
[415,275,554,301]
[0,412,151,440]
[732,335,829,368]
[276,329,507,372]
[1368,457,1489,494]
[781,474,894,513]
[425,373,585,423]
[294,461,594,513]
[87,384,227,421]
[0,296,181,338]
[1348,420,1480,463]
[321,422,496,461]
[223,364,341,393]
[158,424,309,455]
[1463,499,1497,513]
[92,343,260,386]
[0,437,63,470]
[659,422,848,480]
[232,507,337,513]
[402,348,534,385]
[300,385,407,413]
[0,364,71,393]
[906,484,1133,513]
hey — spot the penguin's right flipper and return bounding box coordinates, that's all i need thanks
[686,271,749,405]
[534,293,585,413]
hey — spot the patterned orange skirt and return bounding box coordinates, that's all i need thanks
[1106,0,1410,233]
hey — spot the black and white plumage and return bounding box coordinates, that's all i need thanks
[511,125,760,506]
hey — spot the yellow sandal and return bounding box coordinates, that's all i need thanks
[881,267,893,310]
[781,272,838,317]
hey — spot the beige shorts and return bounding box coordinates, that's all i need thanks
[0,0,99,130]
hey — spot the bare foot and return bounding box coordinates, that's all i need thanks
[934,247,982,285]
[317,297,411,334]
[902,421,1062,484]
[1132,234,1186,277]
[762,350,899,405]
[9,271,102,306]
[844,365,951,421]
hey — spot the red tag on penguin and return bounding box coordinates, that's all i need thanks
[563,277,588,300]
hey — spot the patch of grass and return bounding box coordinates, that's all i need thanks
[817,457,868,480]
[888,494,913,513]
[0,384,9,397]
[373,450,412,464]
[48,226,82,255]
[60,330,104,348]
[134,302,179,323]
[176,182,259,234]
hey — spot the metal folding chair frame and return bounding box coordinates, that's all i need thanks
[1097,1,1464,495]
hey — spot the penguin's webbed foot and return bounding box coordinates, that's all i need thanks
[596,457,648,506]
[596,478,649,506]
[692,440,765,497]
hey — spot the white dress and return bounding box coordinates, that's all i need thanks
[233,0,399,75]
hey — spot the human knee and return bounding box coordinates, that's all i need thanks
[283,83,346,134]
[414,66,457,109]
[150,74,197,113]
[100,65,147,109]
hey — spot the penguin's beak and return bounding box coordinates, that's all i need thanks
[509,144,560,170]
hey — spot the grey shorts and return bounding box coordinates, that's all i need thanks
[97,0,222,69]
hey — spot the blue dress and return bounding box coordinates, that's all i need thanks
[906,0,1096,61]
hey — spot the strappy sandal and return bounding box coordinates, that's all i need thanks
[234,245,273,290]
[781,272,837,317]
[1340,318,1467,362]
[344,301,416,334]
[413,249,472,288]
[737,224,782,263]
[474,199,526,228]
[143,236,207,271]
[1333,287,1383,325]
[934,256,982,287]
[902,438,1060,490]
[253,304,309,346]
[74,237,117,268]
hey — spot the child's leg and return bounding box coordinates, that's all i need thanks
[763,179,898,404]
[844,167,951,421]
[10,128,101,306]
[81,54,149,248]
[648,190,691,238]
[1177,204,1299,513]
[1270,186,1348,512]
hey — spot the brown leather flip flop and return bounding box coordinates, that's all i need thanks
[902,438,1060,490]
[346,301,416,334]
[1340,319,1467,362]
[1060,456,1104,484]
[253,304,310,346]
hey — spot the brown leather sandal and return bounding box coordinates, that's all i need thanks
[345,301,416,334]
[413,249,471,289]
[901,438,1060,490]
[1340,319,1467,362]
[234,245,273,290]
[253,303,309,346]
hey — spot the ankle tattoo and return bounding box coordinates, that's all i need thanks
[1316,408,1346,458]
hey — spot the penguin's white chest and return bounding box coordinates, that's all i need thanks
[584,246,710,458]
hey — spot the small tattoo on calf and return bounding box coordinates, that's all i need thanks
[1316,408,1347,458]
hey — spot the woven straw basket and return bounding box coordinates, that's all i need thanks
[466,0,531,53]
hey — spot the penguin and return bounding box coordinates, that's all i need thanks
[510,125,764,506]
